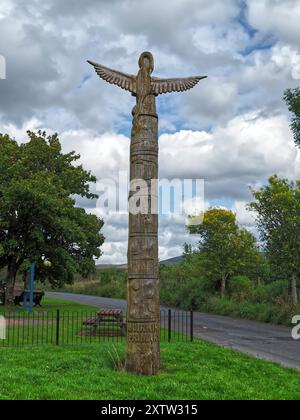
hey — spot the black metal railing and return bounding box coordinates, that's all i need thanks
[0,309,193,347]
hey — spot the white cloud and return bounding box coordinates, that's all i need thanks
[192,24,250,56]
[1,0,300,263]
[239,43,300,88]
[60,129,130,180]
[159,112,297,187]
[0,0,14,19]
[179,77,239,127]
[2,109,297,264]
[232,201,256,227]
[0,117,42,139]
[0,0,298,133]
[247,0,300,45]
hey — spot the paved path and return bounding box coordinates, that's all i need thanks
[47,292,300,371]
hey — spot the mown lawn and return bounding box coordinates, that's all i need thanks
[0,296,98,314]
[0,297,115,347]
[0,340,299,400]
[1,297,299,400]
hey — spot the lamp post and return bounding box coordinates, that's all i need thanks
[22,259,51,312]
[22,276,27,311]
[29,262,35,314]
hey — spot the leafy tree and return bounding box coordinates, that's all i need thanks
[188,209,261,297]
[249,175,300,305]
[159,252,210,310]
[284,88,300,147]
[228,275,253,300]
[0,131,104,304]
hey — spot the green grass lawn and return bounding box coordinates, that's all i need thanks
[1,297,300,400]
[0,296,98,314]
[0,297,118,347]
[0,340,299,400]
[0,297,186,346]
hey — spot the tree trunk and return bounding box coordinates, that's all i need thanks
[221,275,227,298]
[4,260,17,306]
[291,274,298,306]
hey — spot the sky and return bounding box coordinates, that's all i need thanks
[0,0,300,263]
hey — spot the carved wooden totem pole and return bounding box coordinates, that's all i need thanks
[88,52,206,375]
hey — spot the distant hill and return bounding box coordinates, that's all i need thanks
[96,255,183,271]
[159,256,183,265]
[96,263,127,270]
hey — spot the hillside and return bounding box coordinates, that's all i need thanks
[96,256,183,271]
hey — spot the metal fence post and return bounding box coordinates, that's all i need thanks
[168,309,171,343]
[190,310,194,342]
[56,309,60,346]
[2,307,196,348]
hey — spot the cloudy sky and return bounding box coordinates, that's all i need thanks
[0,0,300,263]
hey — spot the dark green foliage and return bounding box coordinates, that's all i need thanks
[284,88,300,147]
[52,261,299,326]
[228,275,253,300]
[54,268,127,300]
[97,269,127,299]
[0,131,105,302]
[160,253,213,310]
[249,175,300,305]
[45,170,300,326]
[159,258,298,325]
[201,296,296,326]
[188,209,263,297]
[251,280,290,304]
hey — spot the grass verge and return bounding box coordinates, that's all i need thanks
[0,340,299,400]
[0,296,98,314]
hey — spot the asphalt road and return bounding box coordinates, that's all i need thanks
[47,292,300,372]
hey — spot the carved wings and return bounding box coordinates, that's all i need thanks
[151,76,207,95]
[87,60,136,94]
[87,60,207,96]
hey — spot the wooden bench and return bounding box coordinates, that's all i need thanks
[14,290,45,307]
[83,309,126,336]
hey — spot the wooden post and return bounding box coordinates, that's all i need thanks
[87,51,206,375]
[126,55,160,374]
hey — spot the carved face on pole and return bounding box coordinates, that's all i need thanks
[138,52,154,76]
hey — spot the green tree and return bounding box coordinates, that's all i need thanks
[188,209,260,297]
[0,131,104,304]
[284,88,300,147]
[249,175,300,305]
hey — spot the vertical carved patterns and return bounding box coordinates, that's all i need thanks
[87,51,205,376]
[125,96,160,375]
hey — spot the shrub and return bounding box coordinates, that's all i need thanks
[50,268,127,299]
[45,257,299,327]
[249,280,289,304]
[228,275,253,300]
